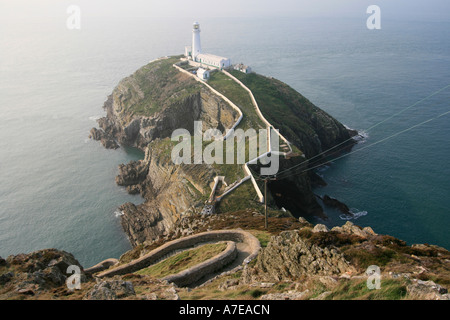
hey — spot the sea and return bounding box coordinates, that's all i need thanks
[1,15,449,267]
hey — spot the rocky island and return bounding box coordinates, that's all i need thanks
[90,56,355,245]
[1,56,449,300]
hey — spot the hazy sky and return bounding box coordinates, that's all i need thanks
[1,0,449,21]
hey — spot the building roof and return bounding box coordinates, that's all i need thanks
[197,53,229,62]
[197,68,209,74]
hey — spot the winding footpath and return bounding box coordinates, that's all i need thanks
[173,62,293,204]
[91,229,261,287]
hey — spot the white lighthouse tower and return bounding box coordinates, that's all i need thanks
[191,22,202,61]
[183,22,231,70]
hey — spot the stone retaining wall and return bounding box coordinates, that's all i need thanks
[162,241,237,287]
[84,258,119,275]
[97,229,260,279]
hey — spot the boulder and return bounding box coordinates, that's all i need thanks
[298,217,312,227]
[84,278,135,300]
[334,221,373,238]
[312,224,329,233]
[362,226,377,236]
[160,285,180,300]
[407,280,449,300]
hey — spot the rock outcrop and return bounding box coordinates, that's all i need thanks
[242,231,353,283]
[89,127,119,149]
[319,195,352,216]
[84,278,135,300]
[118,146,216,246]
[0,249,85,297]
[406,279,449,300]
[331,221,377,238]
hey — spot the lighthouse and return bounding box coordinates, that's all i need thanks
[183,22,231,70]
[192,22,202,60]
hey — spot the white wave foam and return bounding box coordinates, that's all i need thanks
[114,210,124,218]
[339,208,368,220]
[352,130,369,144]
[89,115,101,122]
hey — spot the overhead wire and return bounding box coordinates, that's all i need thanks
[248,83,450,180]
[267,109,450,181]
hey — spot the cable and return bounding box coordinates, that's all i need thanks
[271,109,450,180]
[259,83,450,179]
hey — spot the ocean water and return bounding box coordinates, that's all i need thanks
[0,16,449,267]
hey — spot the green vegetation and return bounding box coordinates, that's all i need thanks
[343,246,398,269]
[325,278,408,300]
[208,71,265,130]
[298,228,364,248]
[229,69,338,155]
[135,243,227,278]
[250,230,272,248]
[216,180,258,213]
[120,56,202,117]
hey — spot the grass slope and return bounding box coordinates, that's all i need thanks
[135,242,227,278]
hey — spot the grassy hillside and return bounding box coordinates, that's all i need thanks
[116,56,202,118]
[229,69,351,157]
[135,242,227,278]
[208,71,265,130]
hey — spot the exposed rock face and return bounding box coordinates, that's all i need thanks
[2,249,85,295]
[269,162,325,219]
[89,127,119,149]
[119,145,216,246]
[312,224,330,233]
[320,195,351,216]
[242,231,353,283]
[94,58,239,150]
[84,278,135,300]
[407,280,449,300]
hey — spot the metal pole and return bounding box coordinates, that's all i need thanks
[264,178,268,229]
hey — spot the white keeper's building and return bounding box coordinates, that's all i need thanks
[196,68,210,81]
[184,22,231,70]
